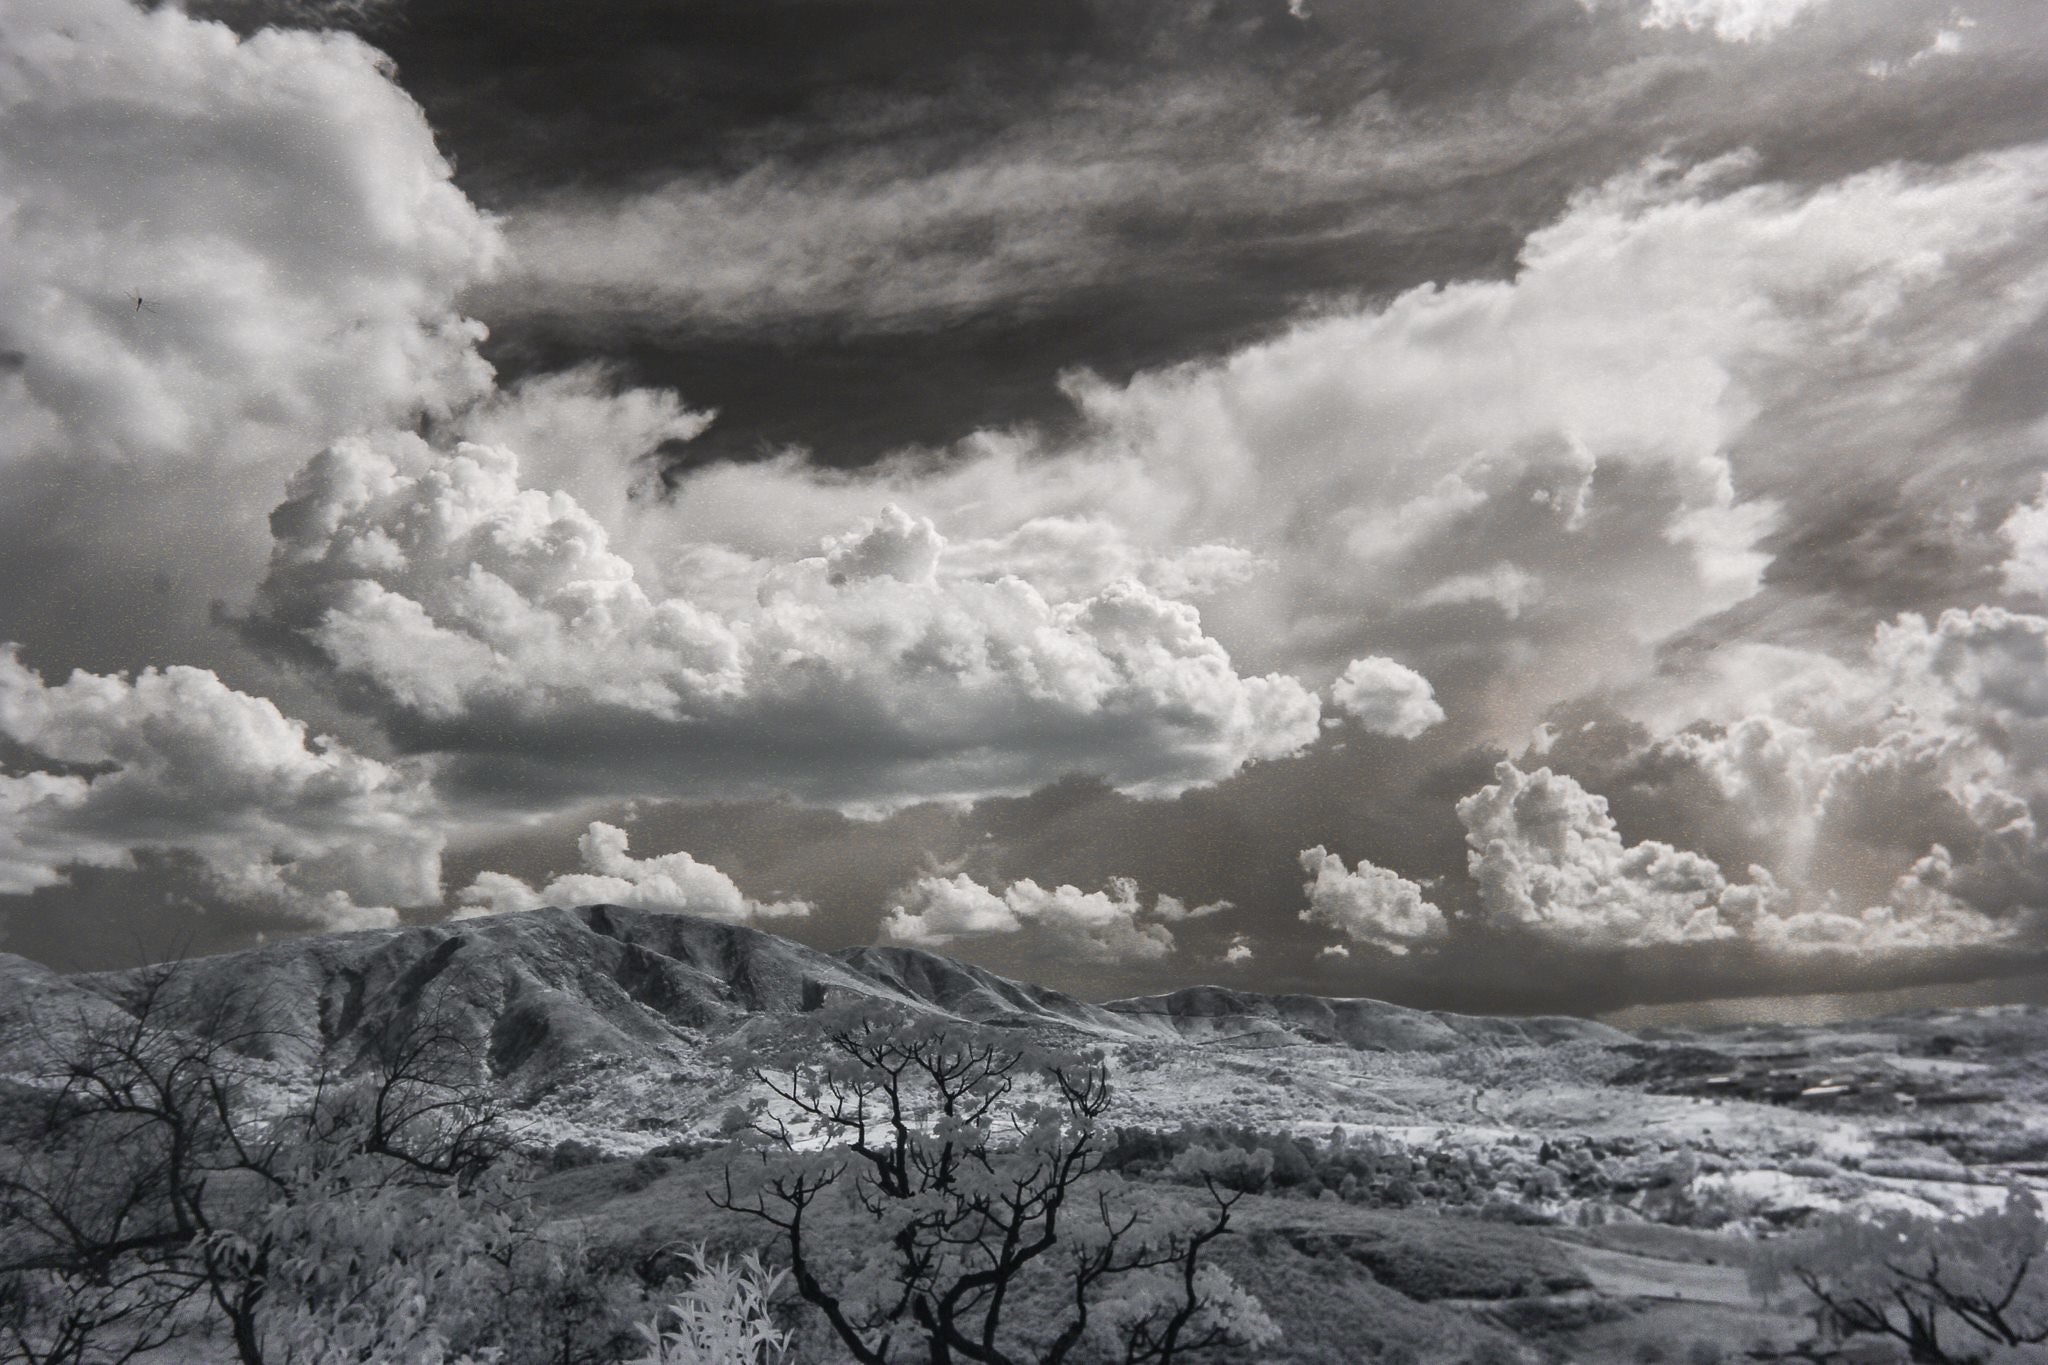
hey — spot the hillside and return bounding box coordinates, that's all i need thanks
[1101,984,1629,1052]
[0,905,1621,1102]
[11,907,2048,1362]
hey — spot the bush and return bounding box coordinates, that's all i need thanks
[626,1247,790,1365]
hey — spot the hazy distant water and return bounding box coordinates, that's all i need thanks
[1601,970,2048,1031]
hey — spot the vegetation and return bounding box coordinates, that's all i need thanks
[0,977,1281,1365]
[625,1248,791,1365]
[1755,1190,2048,1363]
[714,1003,1275,1365]
[0,966,647,1365]
[11,956,2043,1365]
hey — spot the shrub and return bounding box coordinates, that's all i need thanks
[626,1247,790,1365]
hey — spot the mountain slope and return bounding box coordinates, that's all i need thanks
[67,906,921,1085]
[834,944,1140,1035]
[1100,985,1629,1052]
[3,907,1626,1105]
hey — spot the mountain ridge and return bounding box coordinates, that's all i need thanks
[0,906,1626,1096]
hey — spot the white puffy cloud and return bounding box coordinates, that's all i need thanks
[1637,0,1832,42]
[1459,761,1784,947]
[0,0,500,671]
[0,647,439,928]
[455,822,807,923]
[1221,935,1254,966]
[1297,847,1448,955]
[0,0,494,471]
[1625,599,2048,917]
[643,146,2048,743]
[2001,479,2048,599]
[449,362,714,560]
[1458,759,2011,952]
[881,872,1220,962]
[250,435,1321,809]
[1328,658,1445,739]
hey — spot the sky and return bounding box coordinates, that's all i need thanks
[3,0,2048,1015]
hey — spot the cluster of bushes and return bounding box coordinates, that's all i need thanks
[2,983,1284,1365]
[0,971,769,1365]
[1106,1123,1708,1220]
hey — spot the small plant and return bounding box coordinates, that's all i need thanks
[626,1247,791,1365]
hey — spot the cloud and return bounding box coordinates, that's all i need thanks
[0,0,501,698]
[2001,479,2048,599]
[880,872,1218,963]
[1297,847,1448,955]
[248,436,1321,810]
[1636,0,1832,42]
[487,156,1165,337]
[455,821,807,923]
[1460,757,2013,952]
[1459,761,1784,947]
[449,362,714,551]
[643,145,2048,748]
[0,0,495,471]
[1329,657,1445,739]
[0,647,439,928]
[1221,934,1254,966]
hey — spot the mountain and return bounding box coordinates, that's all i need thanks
[1100,986,1628,1052]
[834,944,1141,1035]
[0,906,1626,1106]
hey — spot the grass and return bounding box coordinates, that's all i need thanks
[1228,1197,1589,1302]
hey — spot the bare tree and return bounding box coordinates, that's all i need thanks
[304,1003,508,1185]
[712,1003,1275,1365]
[0,966,296,1363]
[0,964,527,1365]
[1754,1188,2048,1363]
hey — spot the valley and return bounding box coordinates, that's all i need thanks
[6,905,2047,1363]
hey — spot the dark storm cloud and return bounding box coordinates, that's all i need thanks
[195,0,2048,468]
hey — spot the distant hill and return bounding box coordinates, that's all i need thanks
[1100,985,1628,1053]
[0,906,1624,1098]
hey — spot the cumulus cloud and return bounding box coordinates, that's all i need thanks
[880,872,1220,963]
[0,647,439,928]
[646,146,2048,745]
[1458,760,2010,952]
[0,0,499,674]
[449,362,714,556]
[456,821,807,923]
[1297,847,1448,955]
[1636,0,1833,42]
[0,0,494,470]
[248,436,1321,810]
[1328,657,1445,739]
[2001,479,2048,599]
[1460,761,1783,947]
[1221,935,1254,966]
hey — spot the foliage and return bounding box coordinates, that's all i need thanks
[0,965,640,1365]
[626,1246,792,1365]
[715,1002,1277,1365]
[1754,1187,2048,1363]
[1195,1230,1520,1365]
